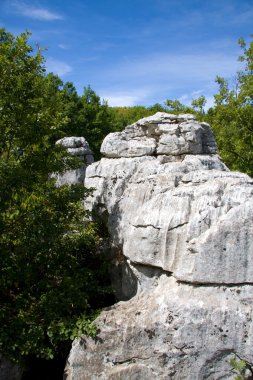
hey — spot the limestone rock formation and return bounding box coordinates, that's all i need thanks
[65,113,253,380]
[55,136,93,186]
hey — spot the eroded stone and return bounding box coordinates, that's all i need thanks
[65,113,253,379]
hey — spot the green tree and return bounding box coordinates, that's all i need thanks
[164,97,208,121]
[165,99,190,113]
[111,105,151,129]
[111,103,167,131]
[207,37,253,176]
[148,102,167,114]
[80,86,114,159]
[230,356,253,380]
[60,80,83,137]
[191,95,207,115]
[0,29,111,365]
[61,85,116,160]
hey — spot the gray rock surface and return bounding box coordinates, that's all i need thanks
[0,356,23,380]
[101,113,217,158]
[55,136,93,186]
[65,113,253,379]
[65,277,253,380]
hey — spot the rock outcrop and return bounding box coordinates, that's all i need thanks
[65,113,253,380]
[55,136,93,186]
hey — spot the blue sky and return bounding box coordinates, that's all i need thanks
[1,0,252,108]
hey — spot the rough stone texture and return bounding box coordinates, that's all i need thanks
[101,112,217,158]
[65,277,253,380]
[65,113,253,379]
[55,136,94,186]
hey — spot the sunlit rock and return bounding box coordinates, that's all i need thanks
[65,113,253,379]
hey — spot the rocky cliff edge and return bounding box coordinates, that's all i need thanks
[65,113,253,380]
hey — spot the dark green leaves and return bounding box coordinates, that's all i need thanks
[208,38,253,176]
[0,28,112,364]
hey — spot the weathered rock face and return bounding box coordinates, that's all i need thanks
[55,136,94,186]
[100,113,216,158]
[65,277,253,380]
[65,113,253,380]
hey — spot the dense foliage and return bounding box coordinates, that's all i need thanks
[0,29,112,364]
[60,83,117,160]
[111,103,167,130]
[207,38,253,176]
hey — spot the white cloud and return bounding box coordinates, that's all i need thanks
[208,4,253,27]
[10,1,63,21]
[100,89,154,107]
[103,51,242,84]
[93,49,243,107]
[92,42,117,52]
[191,90,204,98]
[204,96,215,110]
[178,94,190,104]
[46,58,72,76]
[102,95,140,107]
[58,44,69,50]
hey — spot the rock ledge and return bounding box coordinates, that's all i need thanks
[65,113,253,380]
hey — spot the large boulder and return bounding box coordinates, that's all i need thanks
[65,277,253,380]
[101,113,216,158]
[55,136,94,186]
[65,113,253,379]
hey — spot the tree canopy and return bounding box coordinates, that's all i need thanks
[207,37,253,176]
[0,28,112,365]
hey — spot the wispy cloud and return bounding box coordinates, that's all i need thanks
[92,42,118,52]
[101,94,144,107]
[99,50,243,88]
[100,88,154,107]
[58,44,69,50]
[10,1,63,21]
[102,95,140,107]
[46,58,72,76]
[207,3,253,27]
[94,49,243,107]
